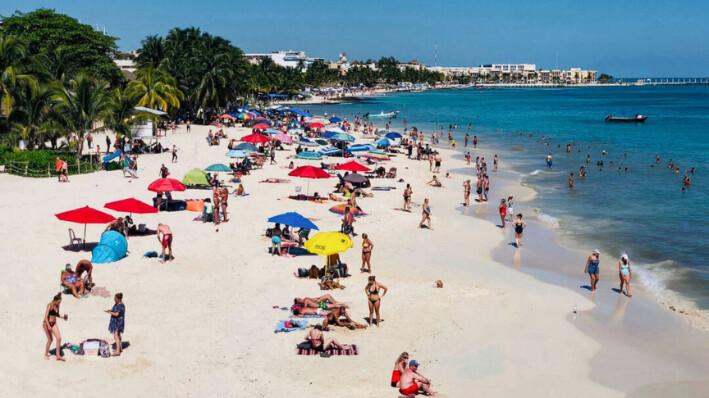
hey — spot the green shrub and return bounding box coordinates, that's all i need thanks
[0,145,100,177]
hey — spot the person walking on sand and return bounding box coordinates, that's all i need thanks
[433,152,442,173]
[513,214,527,247]
[156,223,173,263]
[419,198,433,230]
[584,249,601,291]
[270,223,282,256]
[463,180,471,207]
[618,254,632,297]
[498,198,507,228]
[186,119,191,133]
[399,360,438,396]
[43,293,68,361]
[365,275,387,327]
[402,184,412,212]
[105,293,125,356]
[506,196,515,223]
[105,136,111,154]
[171,145,178,163]
[361,233,373,273]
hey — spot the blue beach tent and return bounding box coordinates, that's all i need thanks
[91,230,128,264]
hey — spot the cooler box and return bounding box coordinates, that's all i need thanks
[83,341,100,356]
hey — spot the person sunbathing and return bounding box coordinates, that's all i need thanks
[61,264,85,298]
[302,325,348,357]
[294,294,348,309]
[313,192,323,203]
[292,306,330,317]
[322,306,367,329]
[329,193,346,202]
[319,275,345,290]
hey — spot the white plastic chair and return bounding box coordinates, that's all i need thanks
[69,228,83,250]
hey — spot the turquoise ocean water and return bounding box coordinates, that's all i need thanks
[307,85,709,309]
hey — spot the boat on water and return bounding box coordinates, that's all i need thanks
[605,114,648,123]
[364,111,400,119]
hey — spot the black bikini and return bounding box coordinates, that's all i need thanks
[368,284,380,304]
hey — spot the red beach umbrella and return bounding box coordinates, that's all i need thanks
[288,166,330,196]
[252,123,270,130]
[334,161,371,172]
[148,178,187,192]
[288,166,331,179]
[104,197,158,215]
[219,114,234,119]
[307,122,325,129]
[241,134,272,144]
[55,205,116,246]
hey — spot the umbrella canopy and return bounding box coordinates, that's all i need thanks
[289,165,330,179]
[56,206,116,224]
[362,151,390,161]
[324,127,346,134]
[252,123,271,130]
[307,122,325,129]
[288,107,313,117]
[288,128,304,135]
[268,212,319,230]
[235,142,258,151]
[148,178,187,192]
[346,144,375,153]
[318,147,342,157]
[295,151,323,160]
[329,204,362,216]
[297,139,318,147]
[55,206,117,246]
[385,132,403,139]
[322,132,355,142]
[264,129,280,134]
[182,169,209,186]
[274,132,293,144]
[329,117,342,123]
[315,139,329,146]
[219,114,234,119]
[241,134,271,144]
[226,149,251,158]
[375,138,393,147]
[204,163,232,172]
[335,161,371,172]
[304,231,353,256]
[344,173,369,184]
[104,198,158,214]
[375,130,390,137]
[237,112,252,119]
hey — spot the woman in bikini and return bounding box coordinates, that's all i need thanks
[43,293,67,361]
[391,352,409,388]
[418,198,432,230]
[365,275,388,327]
[303,324,347,357]
[402,184,412,212]
[361,233,374,273]
[463,180,471,207]
[513,214,527,248]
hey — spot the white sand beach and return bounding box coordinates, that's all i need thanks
[2,120,709,398]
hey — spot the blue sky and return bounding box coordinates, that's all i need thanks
[2,0,708,77]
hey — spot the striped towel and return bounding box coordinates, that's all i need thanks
[297,344,358,356]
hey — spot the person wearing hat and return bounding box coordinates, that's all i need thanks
[398,359,437,396]
[60,264,86,298]
[618,254,632,297]
[584,249,601,291]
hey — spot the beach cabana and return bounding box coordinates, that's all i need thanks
[91,230,128,264]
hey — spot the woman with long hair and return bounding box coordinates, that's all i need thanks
[365,275,388,327]
[43,293,68,361]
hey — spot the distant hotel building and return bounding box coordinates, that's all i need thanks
[244,50,324,71]
[428,63,596,84]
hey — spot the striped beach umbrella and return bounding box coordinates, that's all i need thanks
[295,151,323,160]
[362,151,390,161]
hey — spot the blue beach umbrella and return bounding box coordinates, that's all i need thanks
[235,142,258,151]
[346,144,376,153]
[268,212,319,230]
[322,132,355,142]
[329,117,342,123]
[288,128,304,135]
[264,129,280,134]
[204,163,233,172]
[385,132,403,139]
[375,138,392,147]
[287,107,313,117]
[297,138,318,147]
[226,149,251,158]
[296,151,323,160]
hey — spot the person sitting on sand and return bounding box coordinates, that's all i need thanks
[427,175,442,187]
[319,274,346,290]
[322,306,367,329]
[288,161,295,169]
[399,360,437,396]
[391,352,409,388]
[231,183,245,196]
[61,264,86,298]
[302,324,348,357]
[75,259,94,288]
[106,217,128,238]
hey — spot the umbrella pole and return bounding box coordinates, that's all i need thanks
[83,223,87,249]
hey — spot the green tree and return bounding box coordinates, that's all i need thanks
[126,66,183,112]
[10,76,59,148]
[0,33,29,118]
[1,9,122,85]
[105,87,140,139]
[52,73,110,155]
[598,73,613,83]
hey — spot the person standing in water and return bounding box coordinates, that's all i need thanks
[618,254,632,297]
[584,249,601,291]
[498,198,507,228]
[513,214,527,248]
[568,173,574,189]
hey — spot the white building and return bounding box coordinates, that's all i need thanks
[113,59,137,74]
[479,63,536,73]
[244,50,324,71]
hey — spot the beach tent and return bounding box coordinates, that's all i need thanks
[182,169,209,186]
[91,230,128,264]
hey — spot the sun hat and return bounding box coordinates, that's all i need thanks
[593,249,600,254]
[65,263,72,270]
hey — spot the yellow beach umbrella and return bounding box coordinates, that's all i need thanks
[304,232,353,274]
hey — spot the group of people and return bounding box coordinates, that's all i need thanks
[584,249,633,296]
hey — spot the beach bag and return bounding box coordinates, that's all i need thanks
[297,268,308,278]
[265,228,273,237]
[297,341,312,350]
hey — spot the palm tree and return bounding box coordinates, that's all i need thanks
[52,73,111,156]
[105,87,141,139]
[135,35,166,69]
[10,76,59,148]
[31,46,74,85]
[0,33,29,118]
[126,66,183,112]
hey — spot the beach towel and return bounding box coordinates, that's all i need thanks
[371,186,396,191]
[297,344,358,356]
[274,319,308,333]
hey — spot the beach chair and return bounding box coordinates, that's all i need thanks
[68,228,83,250]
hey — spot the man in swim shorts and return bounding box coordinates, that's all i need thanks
[75,259,94,287]
[399,360,437,396]
[157,223,173,263]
